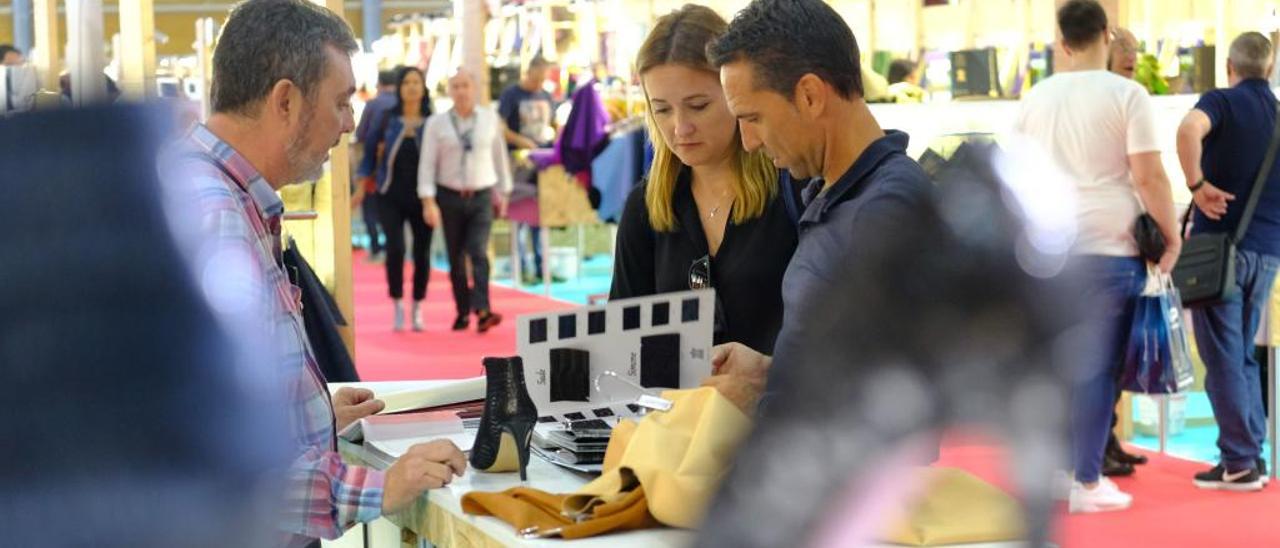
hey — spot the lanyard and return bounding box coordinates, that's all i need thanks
[449,110,474,154]
[449,110,477,189]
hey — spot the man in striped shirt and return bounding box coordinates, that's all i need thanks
[165,1,467,546]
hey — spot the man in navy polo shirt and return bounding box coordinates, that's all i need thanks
[1177,31,1280,491]
[699,0,935,413]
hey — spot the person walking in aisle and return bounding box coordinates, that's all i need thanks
[358,67,435,331]
[353,68,400,263]
[498,56,556,283]
[1015,0,1180,513]
[1177,31,1280,492]
[165,1,467,546]
[420,69,512,333]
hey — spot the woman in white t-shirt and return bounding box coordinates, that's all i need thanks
[1014,0,1180,514]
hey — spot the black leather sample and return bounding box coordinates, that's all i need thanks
[640,333,681,388]
[549,347,590,402]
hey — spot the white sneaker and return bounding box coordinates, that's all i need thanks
[392,300,405,332]
[1069,477,1132,513]
[411,301,425,332]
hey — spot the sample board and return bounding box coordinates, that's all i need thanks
[516,289,715,417]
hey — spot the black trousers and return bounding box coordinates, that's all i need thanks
[378,195,432,301]
[361,190,383,254]
[438,186,494,316]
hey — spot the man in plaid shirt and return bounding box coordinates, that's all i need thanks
[165,2,467,546]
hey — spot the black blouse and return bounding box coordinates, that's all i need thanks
[609,169,801,354]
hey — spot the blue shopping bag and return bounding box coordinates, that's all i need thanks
[1121,273,1196,394]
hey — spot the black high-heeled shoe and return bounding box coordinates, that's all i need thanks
[470,356,539,481]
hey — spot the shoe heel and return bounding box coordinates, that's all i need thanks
[503,420,535,482]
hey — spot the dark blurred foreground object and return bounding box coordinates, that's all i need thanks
[697,143,1088,548]
[0,105,287,547]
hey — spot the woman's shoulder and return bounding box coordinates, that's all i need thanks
[623,178,652,219]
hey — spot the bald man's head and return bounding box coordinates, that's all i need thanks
[1108,28,1138,79]
[447,68,476,113]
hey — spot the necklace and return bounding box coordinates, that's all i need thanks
[705,188,731,220]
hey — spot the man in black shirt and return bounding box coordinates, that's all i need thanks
[498,57,555,282]
[498,57,555,151]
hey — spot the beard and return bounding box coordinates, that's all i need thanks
[283,109,327,185]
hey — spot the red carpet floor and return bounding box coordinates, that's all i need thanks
[351,250,1280,546]
[351,249,573,381]
[937,432,1280,547]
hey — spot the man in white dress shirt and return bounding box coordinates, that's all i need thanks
[419,69,513,333]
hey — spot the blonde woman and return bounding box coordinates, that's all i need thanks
[609,4,801,354]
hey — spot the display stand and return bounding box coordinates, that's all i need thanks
[515,288,714,417]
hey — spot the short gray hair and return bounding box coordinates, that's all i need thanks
[1229,32,1273,80]
[211,0,358,116]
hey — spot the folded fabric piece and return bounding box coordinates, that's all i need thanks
[601,418,636,473]
[566,387,752,529]
[879,467,1025,546]
[461,388,749,539]
[460,485,659,539]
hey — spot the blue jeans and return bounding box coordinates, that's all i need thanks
[1191,248,1280,470]
[1074,256,1146,484]
[516,223,543,278]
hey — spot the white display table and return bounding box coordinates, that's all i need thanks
[326,380,1027,548]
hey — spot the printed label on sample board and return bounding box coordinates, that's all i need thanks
[516,289,716,417]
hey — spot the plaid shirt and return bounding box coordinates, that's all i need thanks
[174,125,385,545]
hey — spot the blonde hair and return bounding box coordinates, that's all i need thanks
[636,4,777,232]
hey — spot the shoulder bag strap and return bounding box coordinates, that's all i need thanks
[1233,99,1280,242]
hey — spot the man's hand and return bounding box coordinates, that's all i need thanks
[332,387,384,432]
[352,181,369,209]
[1192,181,1234,220]
[495,193,509,218]
[702,374,764,415]
[381,440,468,514]
[422,200,442,228]
[517,135,539,150]
[1156,239,1182,274]
[711,342,771,380]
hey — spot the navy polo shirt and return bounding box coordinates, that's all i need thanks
[1192,78,1280,257]
[765,130,934,402]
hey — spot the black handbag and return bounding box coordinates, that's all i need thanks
[1133,212,1165,264]
[1172,100,1280,307]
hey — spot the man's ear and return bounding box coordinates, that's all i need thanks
[265,79,301,126]
[794,73,827,120]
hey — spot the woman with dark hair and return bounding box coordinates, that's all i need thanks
[609,4,801,355]
[358,67,434,331]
